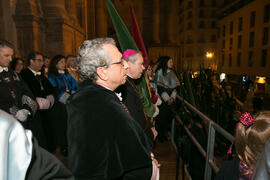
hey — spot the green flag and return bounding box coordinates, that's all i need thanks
[105,0,156,118]
[104,0,138,52]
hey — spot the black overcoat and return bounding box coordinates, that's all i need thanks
[67,80,152,180]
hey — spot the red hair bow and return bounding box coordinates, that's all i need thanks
[239,112,255,126]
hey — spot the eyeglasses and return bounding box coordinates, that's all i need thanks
[107,58,124,67]
[34,58,44,62]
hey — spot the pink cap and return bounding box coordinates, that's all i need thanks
[122,49,137,59]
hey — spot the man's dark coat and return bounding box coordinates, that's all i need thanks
[117,76,154,146]
[66,80,152,180]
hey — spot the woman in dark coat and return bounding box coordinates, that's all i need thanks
[48,55,78,155]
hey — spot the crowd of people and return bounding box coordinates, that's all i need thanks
[174,70,270,179]
[2,36,270,180]
[0,38,182,179]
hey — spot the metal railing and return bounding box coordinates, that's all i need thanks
[172,95,235,180]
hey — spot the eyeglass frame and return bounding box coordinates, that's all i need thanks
[33,58,44,62]
[106,58,125,67]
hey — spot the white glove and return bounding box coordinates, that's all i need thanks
[15,109,30,122]
[58,92,70,104]
[151,153,160,180]
[170,89,177,100]
[155,97,162,106]
[46,94,55,108]
[36,97,50,110]
[152,105,159,118]
[161,92,170,102]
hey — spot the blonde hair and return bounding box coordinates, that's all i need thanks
[235,111,270,168]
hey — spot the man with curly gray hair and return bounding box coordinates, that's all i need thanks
[67,38,153,180]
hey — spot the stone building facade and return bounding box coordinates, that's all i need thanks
[1,0,86,58]
[0,0,183,71]
[178,0,226,71]
[217,0,270,78]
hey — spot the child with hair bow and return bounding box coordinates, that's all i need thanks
[215,111,270,180]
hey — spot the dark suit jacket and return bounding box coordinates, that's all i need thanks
[21,68,54,98]
[67,81,152,180]
[116,76,154,146]
[21,68,56,149]
[0,69,37,116]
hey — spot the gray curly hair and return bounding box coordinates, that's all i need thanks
[77,38,116,81]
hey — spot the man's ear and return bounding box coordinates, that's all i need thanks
[29,59,34,65]
[96,67,108,81]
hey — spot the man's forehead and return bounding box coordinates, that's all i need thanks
[36,54,43,58]
[0,46,13,53]
[102,43,121,60]
[101,43,116,51]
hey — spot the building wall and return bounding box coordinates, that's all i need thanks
[0,0,182,71]
[217,0,270,78]
[0,0,18,51]
[0,0,87,58]
[179,0,224,71]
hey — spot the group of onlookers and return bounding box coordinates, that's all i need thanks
[1,42,82,156]
[2,37,270,180]
[0,37,182,180]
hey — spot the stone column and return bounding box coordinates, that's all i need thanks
[167,0,178,45]
[13,0,45,58]
[152,0,160,43]
[86,0,96,39]
[42,0,69,19]
[95,0,107,37]
[66,0,78,24]
[42,0,85,56]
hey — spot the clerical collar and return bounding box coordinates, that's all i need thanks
[28,67,41,76]
[58,70,65,74]
[115,92,122,101]
[127,74,135,79]
[0,66,8,73]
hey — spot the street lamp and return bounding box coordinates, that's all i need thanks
[206,52,214,59]
[206,51,215,70]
